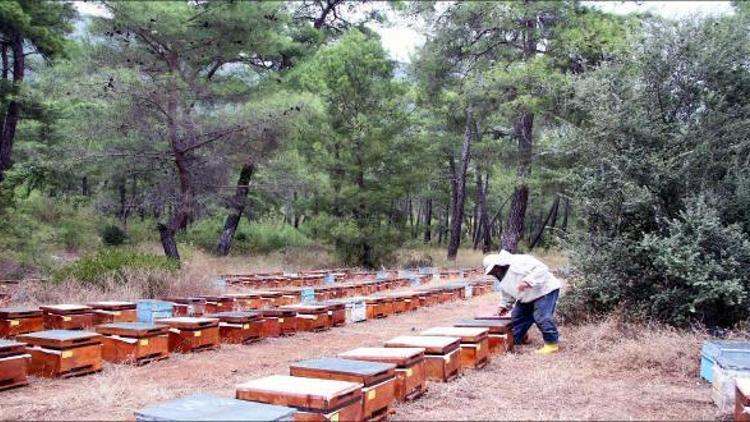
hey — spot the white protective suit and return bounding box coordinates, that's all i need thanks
[483,250,561,309]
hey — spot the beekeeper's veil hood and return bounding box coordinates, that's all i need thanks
[483,250,513,275]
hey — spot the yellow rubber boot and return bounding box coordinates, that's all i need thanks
[535,343,559,354]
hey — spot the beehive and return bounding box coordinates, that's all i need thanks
[200,296,236,314]
[339,347,427,401]
[318,301,346,327]
[206,311,264,344]
[224,293,263,311]
[158,317,220,353]
[474,304,509,321]
[136,300,173,323]
[454,319,513,354]
[384,335,461,382]
[135,392,297,421]
[385,294,407,314]
[96,322,169,364]
[17,330,102,378]
[260,309,297,336]
[166,298,206,316]
[88,301,137,325]
[736,378,750,422]
[281,305,330,332]
[365,297,386,319]
[0,307,43,338]
[40,304,94,330]
[236,375,363,422]
[420,326,490,369]
[0,339,30,391]
[256,291,285,308]
[290,357,396,421]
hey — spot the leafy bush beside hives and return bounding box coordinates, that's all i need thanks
[52,249,179,285]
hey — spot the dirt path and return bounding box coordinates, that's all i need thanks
[1,293,719,421]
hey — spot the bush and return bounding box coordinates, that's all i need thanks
[53,249,180,286]
[100,224,128,246]
[182,216,312,255]
[564,199,750,327]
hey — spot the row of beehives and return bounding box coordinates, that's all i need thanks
[0,278,494,394]
[222,268,482,289]
[134,305,512,421]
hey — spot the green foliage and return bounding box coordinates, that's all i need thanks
[52,249,179,285]
[100,224,127,246]
[565,16,750,327]
[183,216,312,255]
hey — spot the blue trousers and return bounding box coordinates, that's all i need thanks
[511,288,560,345]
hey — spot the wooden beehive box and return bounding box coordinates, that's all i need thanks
[136,392,297,421]
[40,304,94,330]
[158,317,219,353]
[88,301,137,325]
[206,311,263,344]
[339,347,426,402]
[384,335,461,382]
[224,293,262,311]
[736,377,750,422]
[0,339,30,391]
[260,308,297,336]
[365,297,386,320]
[17,330,102,378]
[0,307,43,338]
[386,295,407,314]
[318,301,346,327]
[290,357,396,421]
[166,298,206,316]
[281,305,330,332]
[236,375,363,422]
[199,296,236,315]
[454,319,513,354]
[474,304,510,321]
[96,322,169,364]
[256,291,284,308]
[420,326,490,369]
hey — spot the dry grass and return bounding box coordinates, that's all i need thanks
[0,290,721,421]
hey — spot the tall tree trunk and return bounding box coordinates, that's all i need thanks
[447,109,474,260]
[561,197,570,235]
[215,159,255,256]
[0,34,24,182]
[423,198,432,243]
[529,195,560,250]
[118,180,127,224]
[500,111,533,252]
[480,174,492,252]
[472,173,484,250]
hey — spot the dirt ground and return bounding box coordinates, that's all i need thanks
[1,292,720,421]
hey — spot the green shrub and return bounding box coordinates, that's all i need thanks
[563,199,750,327]
[182,216,312,255]
[53,249,179,285]
[100,224,128,246]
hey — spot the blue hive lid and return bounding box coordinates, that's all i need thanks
[716,353,750,371]
[135,393,296,421]
[293,357,396,375]
[702,340,750,359]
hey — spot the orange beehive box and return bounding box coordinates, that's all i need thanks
[236,375,363,422]
[454,319,513,354]
[200,296,236,314]
[0,339,30,391]
[206,311,264,344]
[17,330,102,378]
[385,294,407,314]
[319,301,346,327]
[0,307,43,338]
[281,305,330,332]
[736,378,750,422]
[40,304,94,330]
[88,301,137,325]
[365,298,386,319]
[290,357,396,421]
[166,298,206,316]
[96,322,169,364]
[256,291,285,308]
[224,293,263,311]
[420,326,490,369]
[384,336,461,382]
[339,347,426,402]
[261,309,297,336]
[158,317,219,353]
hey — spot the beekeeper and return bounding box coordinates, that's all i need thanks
[483,250,561,354]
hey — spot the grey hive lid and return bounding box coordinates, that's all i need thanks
[135,393,296,421]
[293,357,395,375]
